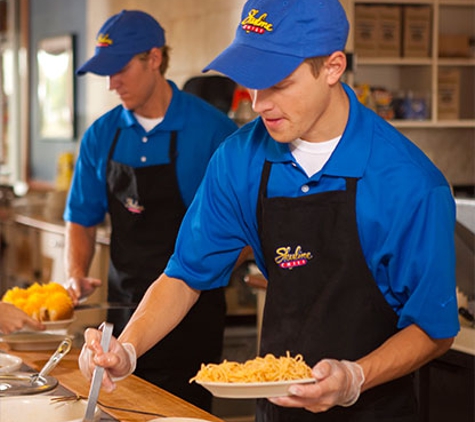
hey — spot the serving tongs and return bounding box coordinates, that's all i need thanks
[30,337,72,385]
[83,322,113,422]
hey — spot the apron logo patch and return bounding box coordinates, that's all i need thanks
[274,245,313,270]
[124,198,144,214]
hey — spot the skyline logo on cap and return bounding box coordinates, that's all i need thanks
[96,33,113,48]
[241,9,273,34]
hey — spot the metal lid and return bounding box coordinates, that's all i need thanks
[0,372,58,396]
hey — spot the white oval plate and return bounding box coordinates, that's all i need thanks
[0,333,72,351]
[196,378,316,398]
[0,353,22,373]
[42,318,75,331]
[19,318,75,335]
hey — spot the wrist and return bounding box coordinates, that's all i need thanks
[340,360,365,407]
[110,342,137,382]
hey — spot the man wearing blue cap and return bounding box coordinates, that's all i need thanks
[64,10,237,410]
[78,1,459,420]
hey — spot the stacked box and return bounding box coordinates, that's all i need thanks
[403,6,432,57]
[355,5,402,57]
[439,34,471,58]
[354,5,379,57]
[438,69,460,120]
[378,6,402,57]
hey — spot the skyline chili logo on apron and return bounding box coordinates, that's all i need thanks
[124,197,144,214]
[274,245,313,269]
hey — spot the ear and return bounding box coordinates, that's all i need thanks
[325,51,347,86]
[148,47,163,71]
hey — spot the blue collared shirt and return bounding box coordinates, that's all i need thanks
[166,83,459,339]
[64,80,237,227]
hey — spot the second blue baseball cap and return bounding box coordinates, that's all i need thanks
[76,10,165,76]
[203,0,349,89]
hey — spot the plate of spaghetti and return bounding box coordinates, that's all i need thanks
[190,352,316,398]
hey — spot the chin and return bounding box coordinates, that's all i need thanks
[267,131,293,144]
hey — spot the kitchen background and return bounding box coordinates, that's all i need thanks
[0,1,474,421]
[1,0,473,188]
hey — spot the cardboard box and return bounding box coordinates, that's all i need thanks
[355,5,402,57]
[378,5,402,57]
[439,34,471,58]
[438,69,460,120]
[403,6,432,57]
[354,5,379,57]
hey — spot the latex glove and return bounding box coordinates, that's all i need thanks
[329,360,365,407]
[269,359,365,413]
[78,327,136,392]
[66,276,102,306]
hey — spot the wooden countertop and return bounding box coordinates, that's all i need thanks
[13,208,111,245]
[0,345,223,422]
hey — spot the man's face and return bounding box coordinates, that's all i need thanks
[249,61,333,144]
[107,51,159,115]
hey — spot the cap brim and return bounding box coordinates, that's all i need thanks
[203,43,304,90]
[76,51,133,76]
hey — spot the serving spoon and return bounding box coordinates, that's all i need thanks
[30,337,72,385]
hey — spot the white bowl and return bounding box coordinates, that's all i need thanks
[0,396,100,421]
[0,353,22,373]
[19,317,76,334]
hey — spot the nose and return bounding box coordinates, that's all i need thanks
[250,89,271,114]
[107,74,119,91]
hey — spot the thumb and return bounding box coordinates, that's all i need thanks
[312,359,335,380]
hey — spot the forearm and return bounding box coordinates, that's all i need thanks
[118,274,200,357]
[358,324,454,392]
[64,221,97,278]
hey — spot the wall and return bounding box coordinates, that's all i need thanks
[28,0,87,184]
[28,0,474,189]
[82,0,246,128]
[402,128,475,188]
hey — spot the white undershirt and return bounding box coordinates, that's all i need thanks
[290,136,341,177]
[134,114,164,132]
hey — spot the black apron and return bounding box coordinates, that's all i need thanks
[256,161,418,422]
[106,129,225,411]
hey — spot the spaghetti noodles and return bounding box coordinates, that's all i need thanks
[190,351,313,383]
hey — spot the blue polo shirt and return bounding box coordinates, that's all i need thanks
[64,81,237,227]
[166,83,459,339]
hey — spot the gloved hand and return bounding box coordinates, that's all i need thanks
[269,358,365,413]
[323,359,365,407]
[78,327,137,392]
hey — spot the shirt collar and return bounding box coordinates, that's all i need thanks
[119,80,186,132]
[264,83,372,179]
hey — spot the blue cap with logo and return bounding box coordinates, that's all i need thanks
[203,0,349,89]
[76,10,165,76]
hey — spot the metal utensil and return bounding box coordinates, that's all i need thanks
[75,302,137,311]
[30,337,72,385]
[83,322,113,422]
[0,373,58,396]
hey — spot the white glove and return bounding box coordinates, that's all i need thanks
[320,359,365,407]
[78,340,137,383]
[110,343,137,381]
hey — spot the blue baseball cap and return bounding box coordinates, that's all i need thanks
[203,0,349,89]
[76,10,165,76]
